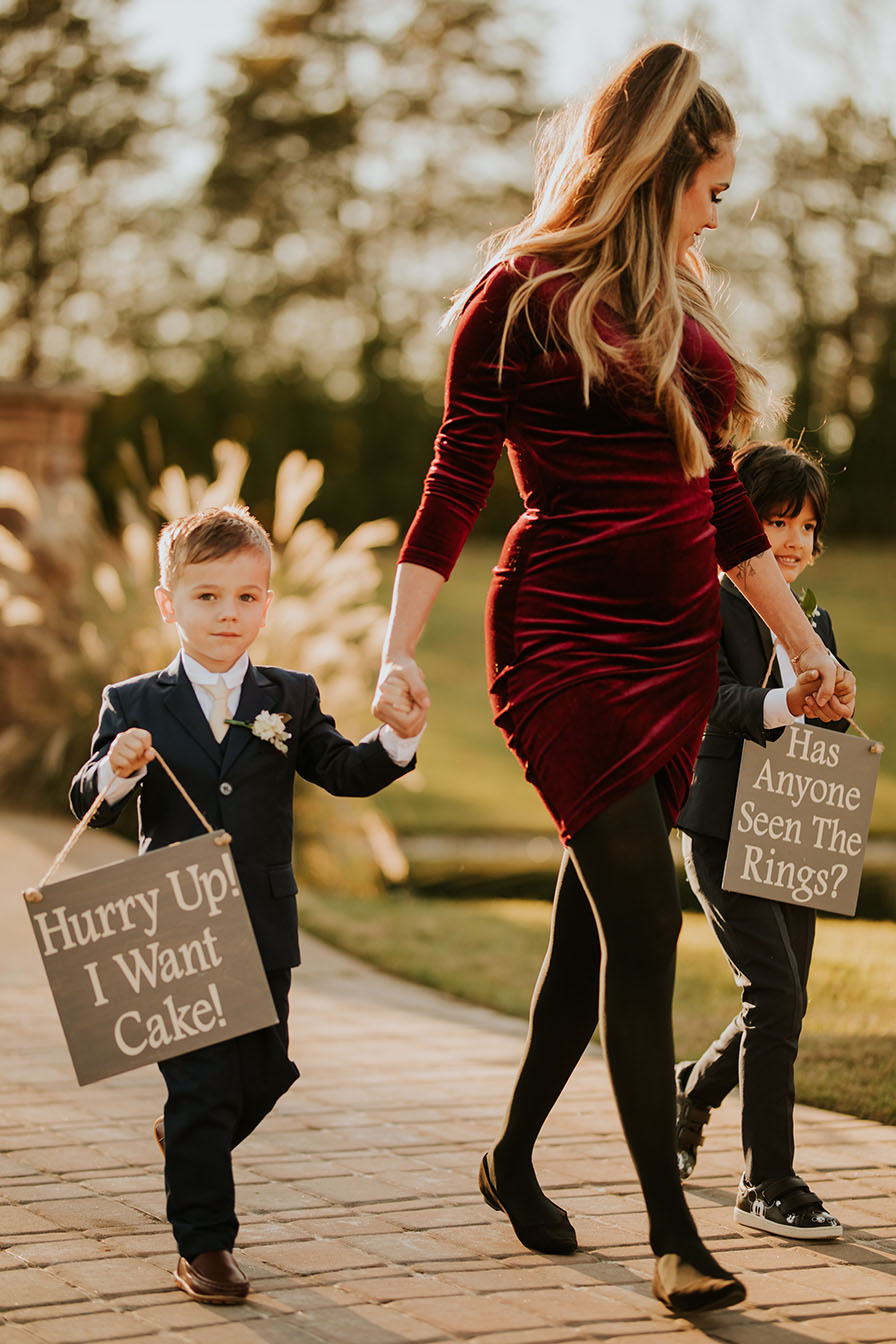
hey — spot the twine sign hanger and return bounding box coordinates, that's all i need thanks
[23,752,232,902]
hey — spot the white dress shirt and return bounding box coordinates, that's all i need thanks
[97,650,422,800]
[762,634,805,730]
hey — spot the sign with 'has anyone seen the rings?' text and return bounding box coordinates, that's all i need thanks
[722,723,881,916]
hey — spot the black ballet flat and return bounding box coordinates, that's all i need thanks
[478,1153,577,1254]
[652,1253,746,1313]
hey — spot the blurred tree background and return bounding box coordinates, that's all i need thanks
[0,0,169,386]
[1,0,894,539]
[83,0,540,536]
[714,100,896,536]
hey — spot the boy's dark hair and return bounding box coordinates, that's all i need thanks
[732,440,828,556]
[158,505,272,588]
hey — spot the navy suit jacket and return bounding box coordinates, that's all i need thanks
[676,577,848,842]
[70,657,414,970]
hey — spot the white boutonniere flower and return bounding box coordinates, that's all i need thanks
[226,710,292,755]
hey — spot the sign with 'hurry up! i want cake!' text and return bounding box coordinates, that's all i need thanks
[25,832,277,1085]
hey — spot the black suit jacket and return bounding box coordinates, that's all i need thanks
[70,657,414,970]
[676,577,848,841]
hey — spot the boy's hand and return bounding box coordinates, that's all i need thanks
[786,669,823,717]
[108,729,155,778]
[373,660,429,737]
[802,664,856,723]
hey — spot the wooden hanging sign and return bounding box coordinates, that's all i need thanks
[24,831,277,1085]
[722,723,882,916]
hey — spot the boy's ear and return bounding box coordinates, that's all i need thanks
[154,585,176,623]
[261,589,274,625]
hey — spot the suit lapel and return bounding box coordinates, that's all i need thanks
[158,657,222,765]
[221,663,281,773]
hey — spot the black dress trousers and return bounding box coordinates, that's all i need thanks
[680,833,815,1185]
[158,968,299,1260]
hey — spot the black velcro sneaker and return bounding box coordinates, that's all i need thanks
[674,1061,712,1180]
[734,1175,842,1240]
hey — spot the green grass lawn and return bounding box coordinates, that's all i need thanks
[377,540,896,835]
[300,888,896,1126]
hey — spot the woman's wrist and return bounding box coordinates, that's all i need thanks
[382,648,417,669]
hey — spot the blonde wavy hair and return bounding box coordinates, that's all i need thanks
[450,42,769,480]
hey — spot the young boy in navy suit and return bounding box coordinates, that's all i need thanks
[675,442,856,1241]
[71,505,422,1302]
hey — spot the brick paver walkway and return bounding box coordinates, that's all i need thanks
[3,811,896,1343]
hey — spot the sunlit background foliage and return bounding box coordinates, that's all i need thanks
[0,0,893,536]
[0,442,408,891]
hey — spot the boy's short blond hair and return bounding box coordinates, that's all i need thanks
[158,505,272,588]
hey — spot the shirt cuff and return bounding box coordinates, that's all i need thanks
[379,724,424,766]
[763,687,799,730]
[97,756,146,803]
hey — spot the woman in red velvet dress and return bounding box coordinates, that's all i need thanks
[373,43,852,1314]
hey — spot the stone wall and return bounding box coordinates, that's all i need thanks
[0,382,98,485]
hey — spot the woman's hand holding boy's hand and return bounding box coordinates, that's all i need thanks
[791,642,858,716]
[109,728,155,777]
[787,664,857,723]
[373,659,429,737]
[802,663,856,723]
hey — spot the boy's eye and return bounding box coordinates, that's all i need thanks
[239,593,257,603]
[711,191,723,205]
[197,592,216,600]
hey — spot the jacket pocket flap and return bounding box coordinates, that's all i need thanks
[698,734,740,760]
[268,865,298,899]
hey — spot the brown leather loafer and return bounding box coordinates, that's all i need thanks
[153,1117,165,1156]
[174,1250,249,1303]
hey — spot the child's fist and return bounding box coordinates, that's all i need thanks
[108,729,155,778]
[373,662,428,737]
[786,669,822,717]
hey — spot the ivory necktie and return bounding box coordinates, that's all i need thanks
[207,676,231,743]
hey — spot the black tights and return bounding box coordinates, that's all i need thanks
[491,777,716,1268]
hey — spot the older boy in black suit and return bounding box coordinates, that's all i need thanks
[71,505,421,1302]
[675,442,855,1242]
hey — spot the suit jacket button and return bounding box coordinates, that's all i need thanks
[219,782,233,796]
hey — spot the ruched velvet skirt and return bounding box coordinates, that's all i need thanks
[484,509,723,843]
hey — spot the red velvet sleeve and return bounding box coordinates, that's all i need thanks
[399,263,530,579]
[708,441,771,573]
